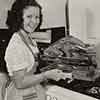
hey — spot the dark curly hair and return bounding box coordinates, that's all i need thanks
[6,0,42,33]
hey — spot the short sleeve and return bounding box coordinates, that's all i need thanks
[5,38,30,76]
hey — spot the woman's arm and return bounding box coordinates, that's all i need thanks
[13,69,46,89]
[12,68,67,89]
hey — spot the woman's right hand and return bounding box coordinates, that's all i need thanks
[44,69,67,81]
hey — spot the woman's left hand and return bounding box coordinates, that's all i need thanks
[45,69,73,81]
[58,72,73,80]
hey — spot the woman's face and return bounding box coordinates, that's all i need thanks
[22,6,40,33]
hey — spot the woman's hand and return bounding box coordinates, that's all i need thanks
[44,69,72,81]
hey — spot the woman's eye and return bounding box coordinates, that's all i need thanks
[27,15,39,19]
[27,15,32,18]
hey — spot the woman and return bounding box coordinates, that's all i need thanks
[4,0,67,100]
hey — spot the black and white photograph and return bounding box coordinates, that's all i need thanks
[0,0,100,100]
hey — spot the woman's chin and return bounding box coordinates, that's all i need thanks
[23,26,37,33]
[28,27,37,33]
[26,28,35,33]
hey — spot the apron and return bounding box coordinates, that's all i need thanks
[4,32,46,100]
[4,71,46,100]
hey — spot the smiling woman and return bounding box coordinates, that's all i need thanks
[22,6,40,33]
[4,0,68,100]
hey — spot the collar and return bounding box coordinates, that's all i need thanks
[19,29,37,47]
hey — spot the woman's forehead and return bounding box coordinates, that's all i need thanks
[23,6,40,16]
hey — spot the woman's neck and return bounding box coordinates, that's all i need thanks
[19,29,36,46]
[20,29,29,37]
[19,29,31,43]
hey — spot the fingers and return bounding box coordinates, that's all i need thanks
[61,72,73,80]
[55,71,73,81]
[49,69,63,81]
[51,69,62,72]
[55,76,61,81]
[44,69,73,81]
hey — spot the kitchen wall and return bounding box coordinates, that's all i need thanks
[1,0,100,45]
[69,0,100,44]
[0,0,66,29]
[0,0,15,28]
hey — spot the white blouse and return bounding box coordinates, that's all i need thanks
[5,33,39,76]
